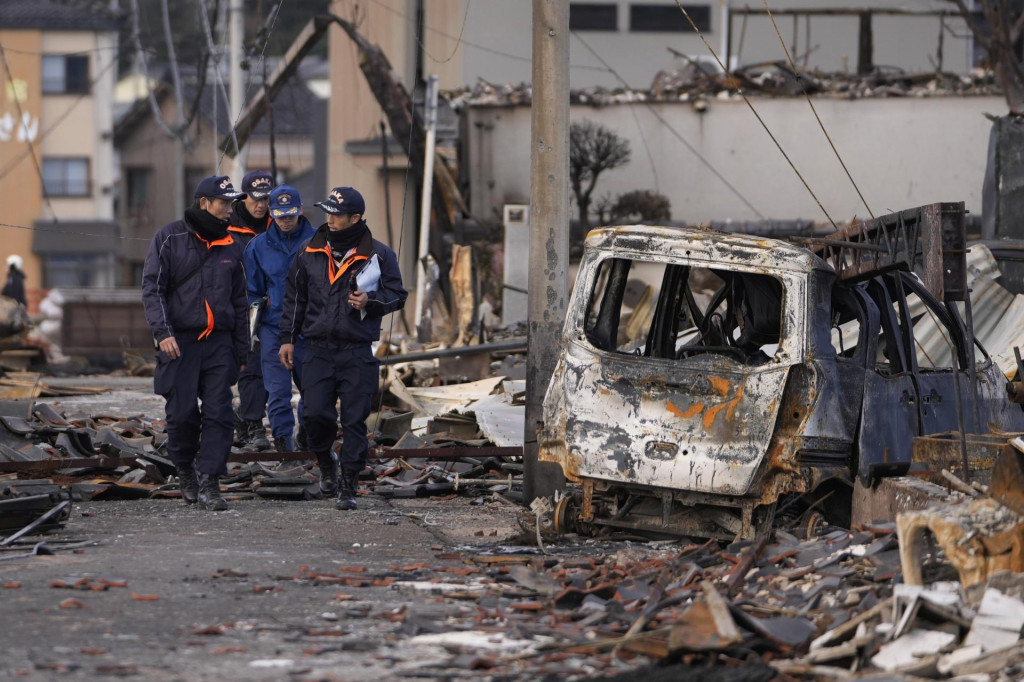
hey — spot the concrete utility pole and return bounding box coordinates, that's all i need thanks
[229,0,246,177]
[524,0,568,503]
[415,74,439,336]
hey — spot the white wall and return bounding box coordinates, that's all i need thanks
[465,94,1007,224]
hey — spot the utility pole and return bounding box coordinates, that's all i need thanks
[414,74,439,340]
[229,0,246,177]
[524,0,568,503]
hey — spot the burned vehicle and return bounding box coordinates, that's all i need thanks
[539,203,1024,539]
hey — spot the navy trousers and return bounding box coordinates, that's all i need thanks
[302,345,379,473]
[237,344,267,422]
[154,331,239,476]
[259,324,305,439]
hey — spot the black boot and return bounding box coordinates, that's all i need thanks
[233,410,248,445]
[177,467,199,505]
[295,424,309,451]
[317,451,338,497]
[247,421,271,451]
[335,468,358,511]
[274,434,295,453]
[198,473,228,511]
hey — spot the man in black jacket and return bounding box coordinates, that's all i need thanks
[229,170,274,451]
[279,187,407,510]
[142,176,249,511]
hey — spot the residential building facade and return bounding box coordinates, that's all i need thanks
[0,0,121,298]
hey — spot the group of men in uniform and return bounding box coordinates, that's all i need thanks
[141,173,407,512]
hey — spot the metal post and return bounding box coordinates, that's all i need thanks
[414,74,439,334]
[525,0,568,504]
[229,0,246,177]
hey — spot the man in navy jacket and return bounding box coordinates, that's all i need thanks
[141,176,248,511]
[279,187,407,509]
[244,185,316,455]
[229,170,275,451]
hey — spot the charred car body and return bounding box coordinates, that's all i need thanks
[540,203,1024,539]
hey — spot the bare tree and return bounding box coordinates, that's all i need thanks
[569,120,631,231]
[611,190,671,224]
[947,1,1024,113]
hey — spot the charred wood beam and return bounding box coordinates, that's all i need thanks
[220,15,332,156]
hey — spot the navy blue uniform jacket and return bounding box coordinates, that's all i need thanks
[279,223,407,346]
[141,218,249,365]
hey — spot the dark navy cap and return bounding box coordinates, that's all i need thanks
[241,170,275,199]
[269,185,301,218]
[315,186,364,216]
[194,175,244,201]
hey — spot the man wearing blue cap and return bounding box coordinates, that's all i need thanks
[244,185,316,455]
[141,175,249,511]
[279,186,407,510]
[229,170,275,452]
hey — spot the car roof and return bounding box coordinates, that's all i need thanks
[584,225,831,275]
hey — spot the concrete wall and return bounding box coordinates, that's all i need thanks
[465,94,1006,225]
[418,0,973,91]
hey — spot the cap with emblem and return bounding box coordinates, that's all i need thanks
[315,186,364,216]
[269,185,301,218]
[241,170,275,199]
[194,175,244,201]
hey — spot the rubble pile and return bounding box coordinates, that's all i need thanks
[0,368,528,527]
[239,519,1021,679]
[446,64,1001,110]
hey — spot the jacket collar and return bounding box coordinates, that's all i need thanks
[268,216,314,245]
[306,221,373,258]
[305,222,373,285]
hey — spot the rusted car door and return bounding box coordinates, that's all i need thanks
[856,276,920,482]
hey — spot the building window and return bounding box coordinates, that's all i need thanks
[42,158,90,197]
[630,4,710,32]
[46,254,98,287]
[41,55,90,94]
[125,168,150,210]
[570,3,618,31]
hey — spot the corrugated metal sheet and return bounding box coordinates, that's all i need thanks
[911,244,1024,377]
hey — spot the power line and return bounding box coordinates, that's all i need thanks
[761,0,875,219]
[425,0,470,64]
[0,42,57,221]
[0,44,123,56]
[0,221,149,241]
[673,0,838,229]
[572,31,765,220]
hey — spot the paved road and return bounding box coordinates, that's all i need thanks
[0,494,530,680]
